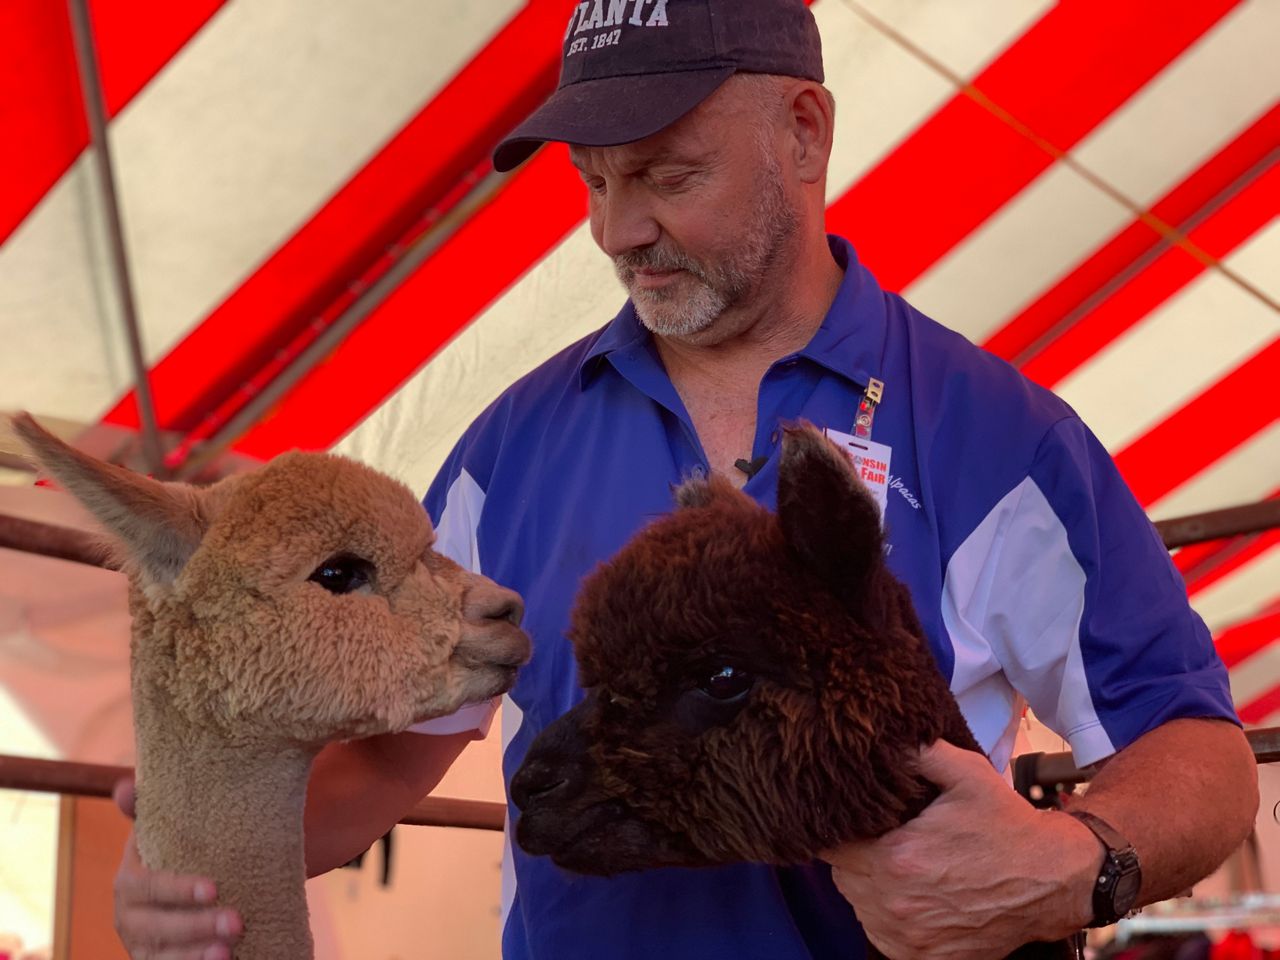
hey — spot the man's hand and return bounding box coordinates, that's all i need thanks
[111,778,243,960]
[822,741,1101,960]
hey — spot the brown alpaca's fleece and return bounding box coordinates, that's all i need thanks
[13,415,528,960]
[512,427,1080,959]
[513,425,979,873]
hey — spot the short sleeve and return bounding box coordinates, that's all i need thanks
[950,417,1238,767]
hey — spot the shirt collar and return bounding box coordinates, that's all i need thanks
[577,234,889,391]
[796,235,888,390]
[578,300,647,390]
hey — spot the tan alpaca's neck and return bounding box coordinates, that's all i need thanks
[133,690,319,960]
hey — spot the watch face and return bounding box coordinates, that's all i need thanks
[1113,868,1142,914]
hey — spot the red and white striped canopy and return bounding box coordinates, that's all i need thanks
[3,0,1277,719]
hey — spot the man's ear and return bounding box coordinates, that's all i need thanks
[787,81,834,186]
[777,423,881,588]
[10,413,210,587]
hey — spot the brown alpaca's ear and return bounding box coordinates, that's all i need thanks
[777,423,882,588]
[10,413,208,586]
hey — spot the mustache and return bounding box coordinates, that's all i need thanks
[614,245,703,277]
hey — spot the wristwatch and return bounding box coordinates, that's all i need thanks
[1068,810,1142,927]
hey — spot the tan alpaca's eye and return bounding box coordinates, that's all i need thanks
[698,665,754,702]
[308,554,374,595]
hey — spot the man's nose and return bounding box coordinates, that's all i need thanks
[595,188,661,259]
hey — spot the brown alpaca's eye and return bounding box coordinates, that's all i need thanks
[308,554,374,595]
[698,665,754,701]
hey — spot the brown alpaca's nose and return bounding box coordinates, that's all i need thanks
[465,579,524,627]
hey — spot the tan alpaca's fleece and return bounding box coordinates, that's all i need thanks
[152,452,496,742]
[10,414,529,960]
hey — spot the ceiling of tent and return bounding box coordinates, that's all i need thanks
[1,0,1277,735]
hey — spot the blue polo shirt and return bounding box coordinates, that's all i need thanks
[421,236,1236,960]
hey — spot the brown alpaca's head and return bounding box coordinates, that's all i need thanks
[11,414,530,746]
[512,424,973,875]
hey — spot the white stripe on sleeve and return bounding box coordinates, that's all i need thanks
[411,468,495,736]
[941,477,1116,770]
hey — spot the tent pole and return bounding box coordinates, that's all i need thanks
[66,0,166,477]
[0,754,505,831]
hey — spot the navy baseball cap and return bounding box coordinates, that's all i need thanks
[493,0,824,172]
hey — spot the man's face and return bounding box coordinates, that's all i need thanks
[570,81,800,339]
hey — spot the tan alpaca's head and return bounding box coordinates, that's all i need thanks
[11,413,529,746]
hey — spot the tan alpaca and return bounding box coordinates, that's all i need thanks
[11,413,529,960]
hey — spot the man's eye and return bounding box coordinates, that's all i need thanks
[652,174,689,191]
[308,554,375,595]
[697,665,755,702]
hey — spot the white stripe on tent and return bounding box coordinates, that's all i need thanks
[905,0,1280,345]
[335,222,622,490]
[0,0,519,421]
[1054,219,1280,452]
[817,0,951,202]
[905,163,1132,344]
[1192,544,1280,635]
[1148,420,1280,521]
[1071,0,1280,208]
[844,0,1053,79]
[1228,642,1280,711]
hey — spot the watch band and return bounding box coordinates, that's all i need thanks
[1070,811,1131,852]
[1068,810,1142,928]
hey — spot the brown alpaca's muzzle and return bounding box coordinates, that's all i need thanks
[512,693,701,875]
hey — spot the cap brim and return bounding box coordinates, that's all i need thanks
[493,66,736,172]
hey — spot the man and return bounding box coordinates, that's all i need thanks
[113,2,1257,958]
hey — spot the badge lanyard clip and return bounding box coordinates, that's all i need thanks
[855,377,885,440]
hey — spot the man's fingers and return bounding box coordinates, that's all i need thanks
[913,739,990,792]
[132,948,230,960]
[117,862,219,909]
[112,776,137,819]
[117,905,242,952]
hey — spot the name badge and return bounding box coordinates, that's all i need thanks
[823,428,892,523]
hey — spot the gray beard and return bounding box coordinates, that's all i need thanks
[615,164,798,339]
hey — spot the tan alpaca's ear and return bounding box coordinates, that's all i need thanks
[10,413,208,585]
[777,423,882,587]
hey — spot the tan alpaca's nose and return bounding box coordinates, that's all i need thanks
[464,578,524,628]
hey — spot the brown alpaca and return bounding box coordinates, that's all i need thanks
[512,425,1072,960]
[12,414,530,960]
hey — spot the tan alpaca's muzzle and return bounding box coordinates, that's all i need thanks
[453,577,531,681]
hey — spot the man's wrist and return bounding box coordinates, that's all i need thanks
[1052,810,1110,933]
[1067,810,1144,926]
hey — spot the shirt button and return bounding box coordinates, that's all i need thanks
[770,430,779,444]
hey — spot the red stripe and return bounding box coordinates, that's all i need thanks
[1115,339,1280,507]
[0,0,227,246]
[825,0,1241,292]
[97,0,1252,461]
[985,104,1280,363]
[1018,161,1280,388]
[1217,611,1280,670]
[1188,529,1280,599]
[1233,676,1280,726]
[232,144,587,456]
[1175,489,1280,592]
[1238,684,1280,726]
[103,1,569,434]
